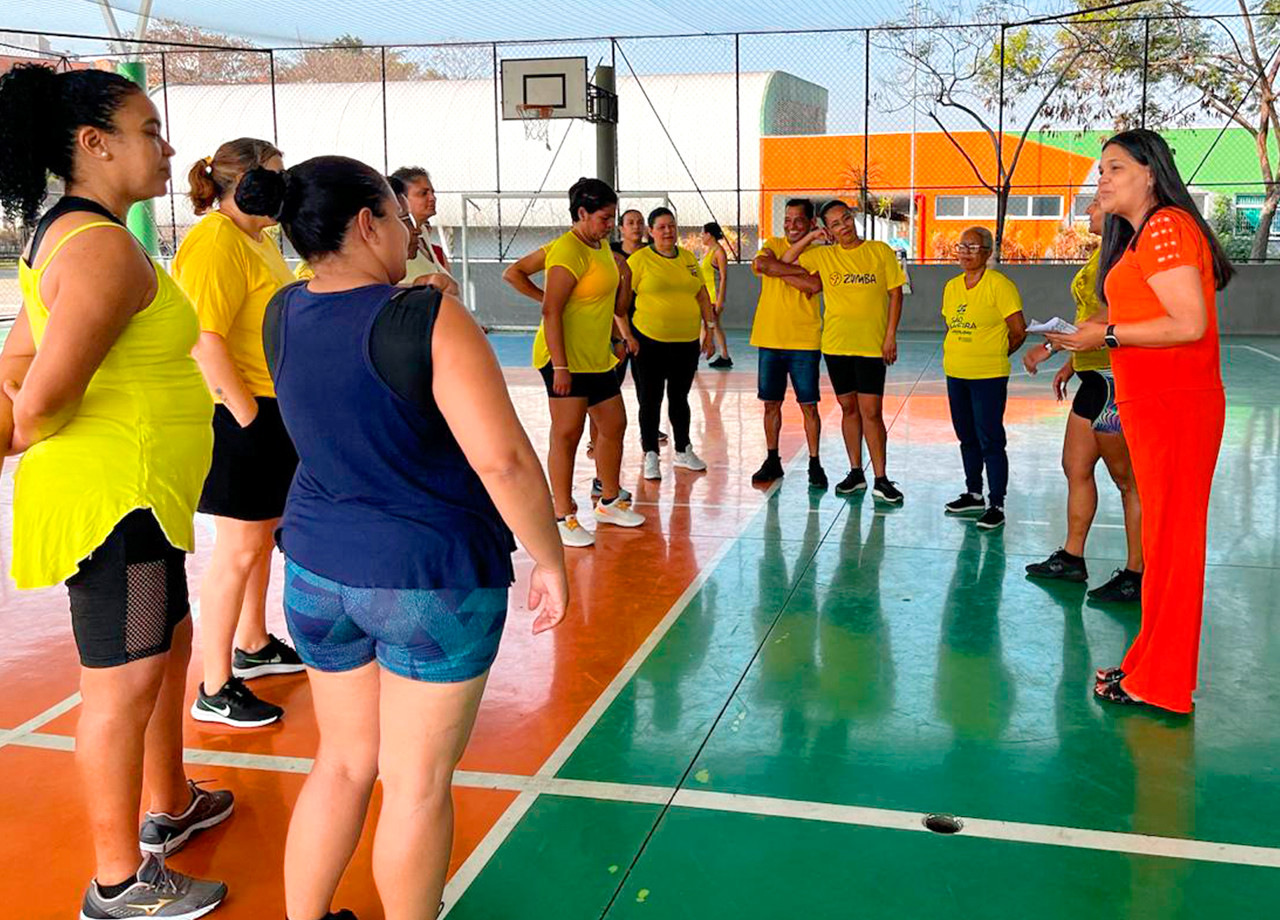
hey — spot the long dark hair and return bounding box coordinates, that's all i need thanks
[568,177,617,222]
[1096,129,1233,301]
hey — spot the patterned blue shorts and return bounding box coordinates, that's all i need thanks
[283,559,508,683]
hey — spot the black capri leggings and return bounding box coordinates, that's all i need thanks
[632,328,700,454]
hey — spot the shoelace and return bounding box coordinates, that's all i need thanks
[139,856,188,895]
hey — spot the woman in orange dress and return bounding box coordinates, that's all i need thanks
[1049,129,1233,714]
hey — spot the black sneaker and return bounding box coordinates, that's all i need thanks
[232,633,305,679]
[709,356,734,369]
[591,479,632,502]
[945,493,986,516]
[808,460,828,490]
[872,478,904,504]
[139,779,234,855]
[191,677,283,728]
[834,469,867,495]
[658,430,669,444]
[751,456,785,485]
[976,506,1006,530]
[1026,548,1089,583]
[1088,568,1143,604]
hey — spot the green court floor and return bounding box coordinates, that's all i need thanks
[448,334,1280,919]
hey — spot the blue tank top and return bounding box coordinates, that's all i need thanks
[265,282,515,589]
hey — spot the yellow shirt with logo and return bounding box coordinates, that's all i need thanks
[173,211,295,398]
[750,237,823,350]
[798,240,905,357]
[942,268,1024,379]
[532,230,620,373]
[628,245,704,342]
[1070,249,1110,374]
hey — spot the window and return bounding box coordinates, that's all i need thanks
[1031,195,1063,217]
[935,196,965,217]
[1005,195,1029,217]
[934,194,1061,219]
[1072,195,1095,219]
[968,197,997,217]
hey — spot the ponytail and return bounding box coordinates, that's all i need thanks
[188,137,282,215]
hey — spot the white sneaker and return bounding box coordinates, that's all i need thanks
[558,514,595,547]
[595,497,646,528]
[643,451,662,481]
[673,448,707,472]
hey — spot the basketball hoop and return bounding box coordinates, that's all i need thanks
[517,104,554,150]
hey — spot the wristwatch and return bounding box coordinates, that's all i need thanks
[1104,324,1120,349]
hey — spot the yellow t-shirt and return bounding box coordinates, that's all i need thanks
[942,269,1024,379]
[531,230,620,373]
[798,240,905,358]
[1071,249,1110,374]
[628,245,704,342]
[173,211,295,397]
[750,237,822,350]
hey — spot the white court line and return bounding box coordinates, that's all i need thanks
[13,730,1278,870]
[1239,344,1280,363]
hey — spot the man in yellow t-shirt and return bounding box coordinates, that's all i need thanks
[759,199,906,504]
[746,198,827,489]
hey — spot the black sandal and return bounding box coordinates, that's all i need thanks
[1095,666,1125,684]
[1094,680,1143,706]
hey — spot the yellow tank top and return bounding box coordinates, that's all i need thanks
[700,249,720,302]
[12,222,214,589]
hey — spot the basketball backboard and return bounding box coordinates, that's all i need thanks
[500,56,589,120]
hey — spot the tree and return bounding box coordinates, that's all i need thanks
[142,19,270,86]
[274,35,439,83]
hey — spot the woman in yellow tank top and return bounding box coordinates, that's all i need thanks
[1022,197,1144,602]
[174,138,304,730]
[700,222,734,368]
[0,64,227,914]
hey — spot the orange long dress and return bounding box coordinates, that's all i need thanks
[1104,206,1225,713]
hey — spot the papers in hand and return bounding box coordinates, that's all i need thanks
[1026,317,1079,335]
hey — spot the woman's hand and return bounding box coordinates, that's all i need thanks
[808,227,831,245]
[623,332,640,356]
[1046,319,1107,353]
[2,380,32,454]
[552,368,572,396]
[1023,343,1051,375]
[882,334,898,366]
[231,400,259,429]
[527,562,569,634]
[1053,361,1075,402]
[701,330,716,359]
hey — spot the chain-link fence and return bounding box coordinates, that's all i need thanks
[7,11,1280,266]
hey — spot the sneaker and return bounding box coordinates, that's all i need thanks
[595,496,646,528]
[591,479,631,503]
[945,493,986,516]
[1026,548,1089,583]
[1088,568,1143,604]
[673,449,707,472]
[976,506,1006,530]
[751,456,785,485]
[558,514,595,548]
[190,677,283,728]
[232,633,304,680]
[658,431,669,444]
[872,478,904,504]
[80,853,225,920]
[834,469,867,496]
[808,460,828,490]
[709,356,734,369]
[139,780,234,855]
[643,450,662,481]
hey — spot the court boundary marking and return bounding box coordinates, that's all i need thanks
[10,729,1279,871]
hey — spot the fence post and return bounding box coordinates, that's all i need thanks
[735,33,741,260]
[492,43,503,261]
[160,51,177,255]
[996,23,1006,262]
[863,29,871,239]
[1141,18,1151,129]
[380,47,389,174]
[268,50,278,147]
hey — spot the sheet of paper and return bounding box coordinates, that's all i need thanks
[1025,317,1079,335]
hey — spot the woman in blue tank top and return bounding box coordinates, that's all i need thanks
[236,156,568,920]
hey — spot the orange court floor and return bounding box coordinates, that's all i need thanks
[1,330,1278,920]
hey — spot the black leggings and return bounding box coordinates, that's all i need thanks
[632,329,700,453]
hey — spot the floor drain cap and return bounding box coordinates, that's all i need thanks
[923,813,964,834]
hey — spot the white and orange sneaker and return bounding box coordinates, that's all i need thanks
[595,496,646,528]
[557,514,595,547]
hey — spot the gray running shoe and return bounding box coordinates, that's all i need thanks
[139,780,234,855]
[80,853,226,919]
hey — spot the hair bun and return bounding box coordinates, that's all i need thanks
[235,166,289,220]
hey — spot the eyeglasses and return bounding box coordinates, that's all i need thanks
[955,243,990,254]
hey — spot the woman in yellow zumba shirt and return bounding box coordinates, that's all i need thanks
[629,207,717,482]
[534,178,645,547]
[0,64,228,916]
[1022,198,1143,602]
[941,226,1027,531]
[174,138,303,729]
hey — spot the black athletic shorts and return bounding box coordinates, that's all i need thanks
[538,363,623,407]
[66,509,190,669]
[1071,370,1122,434]
[824,354,887,397]
[198,397,299,521]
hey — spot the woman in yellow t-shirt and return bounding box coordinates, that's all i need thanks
[700,222,733,368]
[941,226,1027,531]
[173,138,302,728]
[1022,198,1143,600]
[0,66,226,913]
[629,207,717,482]
[531,178,645,547]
